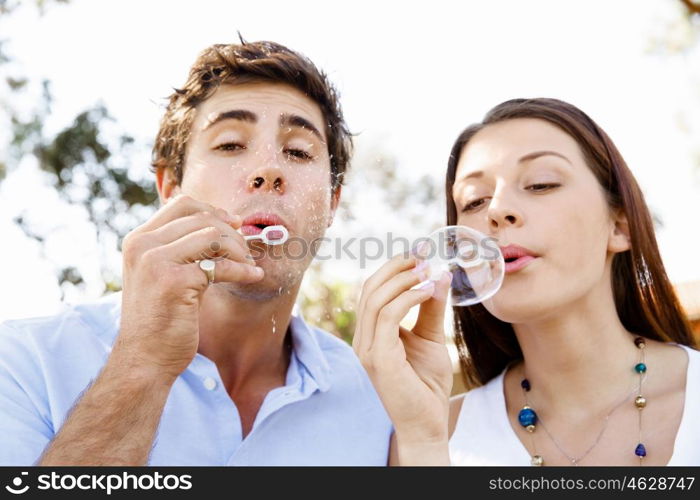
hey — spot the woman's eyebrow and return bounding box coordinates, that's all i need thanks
[456,151,571,186]
[518,150,572,165]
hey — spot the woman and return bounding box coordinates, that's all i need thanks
[353,98,700,466]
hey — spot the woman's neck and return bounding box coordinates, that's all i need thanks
[512,280,641,418]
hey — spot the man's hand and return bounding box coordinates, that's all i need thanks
[38,194,264,465]
[117,194,264,380]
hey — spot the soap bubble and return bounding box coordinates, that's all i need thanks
[414,225,504,306]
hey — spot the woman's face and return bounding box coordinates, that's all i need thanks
[452,118,629,323]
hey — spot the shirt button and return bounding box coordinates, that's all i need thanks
[203,377,217,391]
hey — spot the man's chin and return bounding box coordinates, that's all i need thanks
[217,276,299,302]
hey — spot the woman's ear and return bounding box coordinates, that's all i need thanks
[156,167,181,206]
[608,209,631,253]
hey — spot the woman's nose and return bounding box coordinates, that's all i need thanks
[487,193,523,230]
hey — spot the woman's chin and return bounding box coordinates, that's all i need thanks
[482,285,560,324]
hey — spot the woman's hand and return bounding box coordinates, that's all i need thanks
[353,253,453,464]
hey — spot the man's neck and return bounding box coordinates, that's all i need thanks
[196,283,299,395]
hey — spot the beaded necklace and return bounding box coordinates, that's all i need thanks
[518,336,648,466]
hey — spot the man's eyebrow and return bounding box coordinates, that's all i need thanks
[280,113,323,141]
[203,109,257,131]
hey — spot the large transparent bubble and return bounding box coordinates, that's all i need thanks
[414,225,504,306]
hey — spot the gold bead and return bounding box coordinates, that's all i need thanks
[526,424,536,433]
[531,455,544,466]
[635,395,647,409]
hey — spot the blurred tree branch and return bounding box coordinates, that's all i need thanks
[680,0,700,15]
[1,0,157,297]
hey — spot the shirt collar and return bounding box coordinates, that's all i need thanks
[289,315,332,393]
[103,292,331,392]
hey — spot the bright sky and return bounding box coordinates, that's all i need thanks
[1,0,699,321]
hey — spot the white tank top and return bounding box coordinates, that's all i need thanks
[449,343,700,465]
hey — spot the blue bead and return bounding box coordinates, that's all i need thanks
[635,443,647,457]
[518,407,537,427]
[635,363,647,373]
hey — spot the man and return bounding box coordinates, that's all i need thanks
[0,41,392,465]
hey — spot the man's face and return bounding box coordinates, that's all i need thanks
[160,82,339,300]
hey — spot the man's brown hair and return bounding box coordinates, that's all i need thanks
[151,40,352,191]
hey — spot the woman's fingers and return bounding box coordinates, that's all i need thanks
[358,253,419,313]
[372,286,437,354]
[355,266,431,354]
[413,271,452,343]
[354,254,426,353]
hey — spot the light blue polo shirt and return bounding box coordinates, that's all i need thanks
[0,292,392,465]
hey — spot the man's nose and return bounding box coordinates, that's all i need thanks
[246,166,286,194]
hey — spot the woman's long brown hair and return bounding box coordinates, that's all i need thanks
[446,98,697,389]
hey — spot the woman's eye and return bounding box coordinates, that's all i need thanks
[284,148,313,161]
[462,198,489,212]
[215,142,245,152]
[526,183,561,192]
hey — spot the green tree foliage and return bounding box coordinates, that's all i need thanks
[1,0,157,297]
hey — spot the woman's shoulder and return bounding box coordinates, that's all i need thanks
[674,342,700,383]
[448,371,507,438]
[677,342,700,359]
[649,339,700,383]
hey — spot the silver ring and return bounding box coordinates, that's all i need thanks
[199,259,216,283]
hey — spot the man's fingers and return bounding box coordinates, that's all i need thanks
[151,225,252,265]
[189,258,264,286]
[150,212,244,248]
[139,194,237,233]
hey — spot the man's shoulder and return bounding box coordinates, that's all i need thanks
[0,292,122,350]
[307,324,353,354]
[291,317,373,388]
[299,320,357,364]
